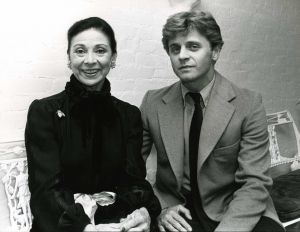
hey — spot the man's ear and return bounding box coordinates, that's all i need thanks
[212,46,221,62]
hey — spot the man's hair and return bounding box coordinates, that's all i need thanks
[67,17,117,55]
[162,11,224,54]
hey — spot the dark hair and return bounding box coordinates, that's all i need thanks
[67,17,117,54]
[162,11,224,54]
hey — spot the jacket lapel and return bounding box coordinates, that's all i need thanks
[198,73,236,171]
[158,82,185,185]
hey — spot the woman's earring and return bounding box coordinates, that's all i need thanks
[111,61,116,69]
[67,61,71,69]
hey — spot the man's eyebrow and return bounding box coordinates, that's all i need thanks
[169,43,180,47]
[186,40,201,44]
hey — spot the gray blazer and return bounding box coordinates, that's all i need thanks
[140,72,282,231]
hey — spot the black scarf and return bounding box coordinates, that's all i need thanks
[65,75,117,145]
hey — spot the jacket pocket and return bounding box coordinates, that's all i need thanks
[211,140,240,173]
[213,139,240,156]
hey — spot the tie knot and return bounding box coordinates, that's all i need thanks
[188,92,203,106]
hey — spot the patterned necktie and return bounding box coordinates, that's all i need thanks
[188,92,203,200]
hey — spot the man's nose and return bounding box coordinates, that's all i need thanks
[179,47,189,60]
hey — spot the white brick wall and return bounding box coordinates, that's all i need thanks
[0,0,299,142]
[201,0,300,127]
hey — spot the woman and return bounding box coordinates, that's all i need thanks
[25,17,161,232]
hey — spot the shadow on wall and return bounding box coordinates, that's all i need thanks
[168,0,200,11]
[296,99,300,129]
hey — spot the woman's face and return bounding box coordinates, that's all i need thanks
[69,28,116,91]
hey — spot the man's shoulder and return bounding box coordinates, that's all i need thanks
[217,76,264,123]
[233,83,261,105]
[143,81,180,102]
[219,74,261,102]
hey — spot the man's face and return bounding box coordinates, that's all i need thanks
[168,29,220,90]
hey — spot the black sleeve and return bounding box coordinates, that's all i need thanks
[117,105,161,220]
[25,100,90,232]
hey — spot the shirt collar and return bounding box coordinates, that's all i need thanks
[181,73,216,108]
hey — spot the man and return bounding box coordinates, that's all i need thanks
[140,11,284,232]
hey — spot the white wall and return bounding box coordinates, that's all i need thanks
[202,0,300,126]
[0,0,194,142]
[0,0,299,143]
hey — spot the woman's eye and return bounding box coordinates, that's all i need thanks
[95,49,106,54]
[75,49,86,55]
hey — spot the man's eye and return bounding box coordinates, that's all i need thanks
[170,47,180,54]
[188,44,200,51]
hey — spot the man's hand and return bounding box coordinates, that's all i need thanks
[119,207,151,232]
[157,205,192,232]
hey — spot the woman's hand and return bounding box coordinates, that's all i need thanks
[119,207,151,232]
[95,223,122,231]
[84,223,122,231]
[83,224,97,231]
[83,207,151,232]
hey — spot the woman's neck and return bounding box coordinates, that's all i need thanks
[85,79,105,92]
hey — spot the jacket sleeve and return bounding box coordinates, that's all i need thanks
[140,91,154,162]
[118,103,161,220]
[215,93,273,232]
[25,100,90,232]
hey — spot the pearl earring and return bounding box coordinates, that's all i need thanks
[111,61,116,69]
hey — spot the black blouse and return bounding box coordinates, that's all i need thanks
[25,75,161,232]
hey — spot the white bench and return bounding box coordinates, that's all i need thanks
[1,138,300,231]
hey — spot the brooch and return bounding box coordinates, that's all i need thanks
[56,110,65,118]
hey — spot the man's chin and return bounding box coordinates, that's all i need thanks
[178,76,197,84]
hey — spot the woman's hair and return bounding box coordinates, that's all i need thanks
[162,11,224,54]
[67,17,117,54]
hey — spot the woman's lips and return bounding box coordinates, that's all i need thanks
[82,69,99,74]
[82,69,100,77]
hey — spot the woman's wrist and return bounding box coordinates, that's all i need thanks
[83,224,96,231]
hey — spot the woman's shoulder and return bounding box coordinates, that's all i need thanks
[111,96,139,111]
[111,96,141,119]
[28,91,67,114]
